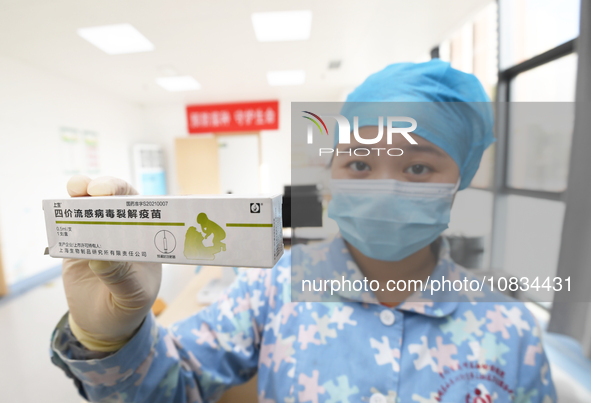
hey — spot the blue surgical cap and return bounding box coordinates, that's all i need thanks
[339,59,495,190]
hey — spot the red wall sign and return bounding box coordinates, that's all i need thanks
[186,100,279,134]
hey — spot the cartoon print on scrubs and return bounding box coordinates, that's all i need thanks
[183,212,226,260]
[50,236,556,403]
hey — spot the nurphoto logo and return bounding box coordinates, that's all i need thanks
[302,111,418,156]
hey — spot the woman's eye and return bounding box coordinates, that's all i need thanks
[405,164,431,175]
[348,161,371,172]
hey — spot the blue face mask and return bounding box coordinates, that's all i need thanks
[327,179,459,261]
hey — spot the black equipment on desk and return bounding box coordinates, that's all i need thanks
[282,185,323,228]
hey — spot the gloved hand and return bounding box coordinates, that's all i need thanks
[62,175,162,352]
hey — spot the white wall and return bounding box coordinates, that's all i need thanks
[260,98,292,195]
[0,55,147,285]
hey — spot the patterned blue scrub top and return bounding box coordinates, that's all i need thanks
[51,235,556,403]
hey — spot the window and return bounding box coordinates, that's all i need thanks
[499,0,580,70]
[510,54,578,102]
[507,101,575,192]
[503,195,565,302]
[496,0,580,304]
[506,55,578,193]
[434,0,582,306]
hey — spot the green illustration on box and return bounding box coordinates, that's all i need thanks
[183,212,226,260]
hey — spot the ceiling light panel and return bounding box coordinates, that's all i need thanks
[267,70,305,86]
[155,76,202,92]
[77,23,154,55]
[252,10,312,42]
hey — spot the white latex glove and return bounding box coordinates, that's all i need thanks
[62,175,162,352]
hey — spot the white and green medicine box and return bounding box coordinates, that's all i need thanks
[42,195,284,268]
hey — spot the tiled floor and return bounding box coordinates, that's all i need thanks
[0,264,196,403]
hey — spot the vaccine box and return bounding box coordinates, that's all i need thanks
[42,195,284,268]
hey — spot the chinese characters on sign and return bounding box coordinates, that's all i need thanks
[186,100,279,134]
[54,208,161,219]
[57,241,148,258]
[53,201,162,220]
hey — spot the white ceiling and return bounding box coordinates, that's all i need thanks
[0,0,493,106]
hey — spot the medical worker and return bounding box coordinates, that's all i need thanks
[50,60,556,402]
